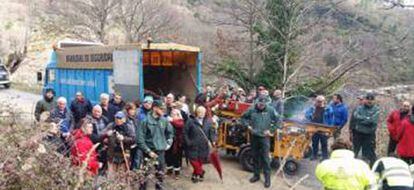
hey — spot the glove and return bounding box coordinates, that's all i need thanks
[107,130,114,137]
[62,132,70,138]
[165,139,173,150]
[149,151,158,159]
[264,130,273,137]
[116,133,124,141]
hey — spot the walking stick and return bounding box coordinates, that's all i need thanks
[120,140,130,171]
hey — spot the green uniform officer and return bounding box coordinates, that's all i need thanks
[137,100,174,190]
[241,95,280,188]
[351,93,380,166]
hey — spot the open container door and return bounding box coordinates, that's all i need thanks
[141,43,201,101]
[113,49,140,102]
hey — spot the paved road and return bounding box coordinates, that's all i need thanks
[0,87,320,190]
[0,87,41,123]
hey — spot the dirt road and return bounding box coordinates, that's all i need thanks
[0,87,321,190]
[166,154,321,190]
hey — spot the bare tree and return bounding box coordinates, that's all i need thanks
[116,0,179,43]
[382,0,414,9]
[210,0,265,89]
[38,0,119,43]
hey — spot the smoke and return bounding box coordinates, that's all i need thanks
[283,95,313,120]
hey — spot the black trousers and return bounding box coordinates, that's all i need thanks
[251,135,271,177]
[401,157,414,165]
[387,137,398,156]
[165,146,183,171]
[352,131,377,166]
[383,183,413,190]
[97,148,108,175]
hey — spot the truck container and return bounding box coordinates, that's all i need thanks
[41,42,202,104]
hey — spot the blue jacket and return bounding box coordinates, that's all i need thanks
[50,107,73,134]
[136,106,151,122]
[330,102,349,128]
[305,106,334,126]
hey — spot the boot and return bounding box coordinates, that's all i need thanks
[191,174,199,183]
[155,182,163,190]
[264,174,271,188]
[174,169,180,180]
[199,170,205,182]
[139,182,147,190]
[249,175,260,183]
[166,167,173,175]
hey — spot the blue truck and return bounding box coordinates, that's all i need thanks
[39,42,203,104]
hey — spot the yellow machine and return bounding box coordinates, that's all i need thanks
[215,101,336,175]
[271,119,336,174]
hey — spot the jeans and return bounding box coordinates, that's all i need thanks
[130,147,143,170]
[312,132,329,160]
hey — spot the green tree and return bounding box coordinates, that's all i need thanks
[255,0,305,95]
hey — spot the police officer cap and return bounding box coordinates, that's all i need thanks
[153,100,166,109]
[365,93,375,100]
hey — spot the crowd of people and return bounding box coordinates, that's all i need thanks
[34,85,414,190]
[304,93,414,190]
[35,88,218,190]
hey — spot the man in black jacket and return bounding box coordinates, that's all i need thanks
[70,91,92,128]
[110,92,126,111]
[34,88,56,121]
[105,111,135,173]
[100,93,118,123]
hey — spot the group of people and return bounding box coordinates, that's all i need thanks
[35,88,218,190]
[316,138,414,190]
[304,92,414,189]
[34,84,414,190]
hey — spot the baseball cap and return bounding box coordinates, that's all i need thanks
[365,93,375,100]
[115,111,125,119]
[143,96,154,103]
[153,100,166,109]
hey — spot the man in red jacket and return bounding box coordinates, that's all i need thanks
[397,105,414,165]
[387,101,411,156]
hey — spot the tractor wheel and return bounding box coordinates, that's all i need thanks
[239,146,254,172]
[283,159,299,176]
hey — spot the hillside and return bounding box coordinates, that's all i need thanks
[1,0,413,91]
